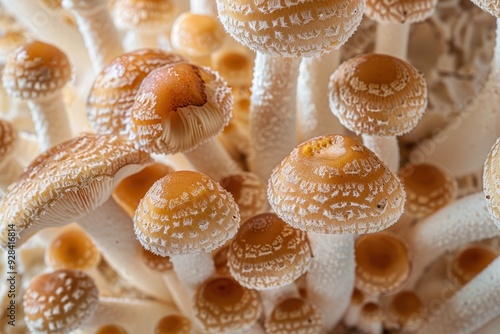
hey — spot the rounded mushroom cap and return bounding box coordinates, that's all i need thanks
[399,163,457,219]
[134,170,240,256]
[268,134,406,234]
[216,0,365,57]
[450,244,498,285]
[329,53,427,137]
[365,0,438,24]
[113,0,177,31]
[470,0,500,17]
[0,133,153,247]
[155,314,192,334]
[389,291,424,328]
[171,12,225,58]
[2,40,72,99]
[96,324,129,334]
[484,137,500,224]
[0,119,17,165]
[211,48,254,87]
[23,269,99,334]
[193,276,262,334]
[141,247,173,272]
[47,228,101,270]
[129,62,232,154]
[265,297,323,334]
[355,232,411,294]
[228,213,311,290]
[87,49,186,136]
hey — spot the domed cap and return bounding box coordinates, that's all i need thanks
[134,170,240,256]
[129,62,232,154]
[113,0,177,31]
[87,49,186,136]
[216,0,366,57]
[2,40,72,99]
[228,213,311,290]
[470,0,500,17]
[268,134,406,234]
[450,244,498,285]
[265,297,323,334]
[329,53,427,137]
[388,291,424,330]
[365,0,438,24]
[23,270,99,333]
[193,276,262,334]
[0,119,17,164]
[96,324,129,334]
[155,314,192,334]
[47,228,101,270]
[484,137,500,225]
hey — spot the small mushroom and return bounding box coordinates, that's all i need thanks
[343,288,365,328]
[449,243,498,285]
[358,302,384,334]
[265,297,323,334]
[386,290,425,332]
[155,314,192,334]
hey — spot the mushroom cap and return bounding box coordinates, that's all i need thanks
[0,133,153,247]
[155,314,192,334]
[141,247,173,272]
[389,291,424,328]
[450,244,498,285]
[268,134,406,234]
[0,30,27,66]
[171,12,225,58]
[23,269,99,334]
[470,0,500,17]
[134,170,240,256]
[211,48,254,87]
[129,62,232,154]
[216,0,365,57]
[265,297,323,334]
[365,0,438,24]
[47,228,101,270]
[87,49,186,136]
[96,324,129,334]
[399,163,457,219]
[355,232,411,294]
[193,276,262,334]
[0,119,17,165]
[228,213,311,290]
[484,137,500,225]
[329,53,427,137]
[113,0,177,31]
[2,40,72,99]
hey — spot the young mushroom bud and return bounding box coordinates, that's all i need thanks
[358,302,384,334]
[387,290,425,332]
[265,297,324,334]
[155,314,192,334]
[449,244,498,285]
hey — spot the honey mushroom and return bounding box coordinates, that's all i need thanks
[449,244,498,286]
[217,0,365,181]
[0,133,171,301]
[329,53,428,172]
[358,302,384,334]
[385,290,425,332]
[2,40,73,151]
[268,134,405,330]
[155,314,192,334]
[265,297,324,334]
[0,119,23,191]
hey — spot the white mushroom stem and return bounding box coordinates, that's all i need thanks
[248,54,300,181]
[169,252,215,289]
[375,22,411,60]
[420,257,500,334]
[297,50,344,142]
[362,134,400,172]
[0,157,23,192]
[190,0,217,16]
[62,0,124,73]
[306,233,355,331]
[27,91,73,151]
[259,283,300,317]
[405,192,500,289]
[75,198,173,302]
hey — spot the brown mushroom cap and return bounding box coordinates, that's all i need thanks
[389,291,424,328]
[141,247,173,272]
[47,228,101,270]
[96,324,129,334]
[113,0,177,31]
[265,297,323,334]
[212,48,254,87]
[268,134,406,234]
[2,40,72,99]
[87,49,186,135]
[450,244,498,285]
[155,314,192,334]
[129,62,232,154]
[329,53,427,137]
[23,269,99,334]
[470,1,500,17]
[193,276,262,334]
[365,0,438,24]
[134,170,240,256]
[484,137,500,224]
[0,119,17,164]
[216,0,365,57]
[228,213,311,290]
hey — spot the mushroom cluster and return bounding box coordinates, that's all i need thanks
[0,1,499,334]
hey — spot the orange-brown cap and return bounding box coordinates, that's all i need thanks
[47,228,101,270]
[484,137,500,224]
[399,163,457,219]
[211,48,253,87]
[23,270,99,333]
[329,53,427,137]
[87,49,186,136]
[0,119,17,163]
[155,314,192,334]
[268,134,405,234]
[265,297,323,334]
[365,0,437,24]
[388,291,424,330]
[129,62,232,154]
[2,40,72,99]
[450,244,498,285]
[141,247,173,272]
[96,324,129,334]
[216,0,365,57]
[134,170,240,256]
[113,0,177,31]
[193,276,262,333]
[228,213,311,290]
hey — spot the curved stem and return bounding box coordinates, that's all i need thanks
[362,134,399,172]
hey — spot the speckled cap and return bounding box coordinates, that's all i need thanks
[365,0,438,24]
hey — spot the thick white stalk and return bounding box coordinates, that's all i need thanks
[249,54,300,181]
[405,192,500,289]
[306,233,355,331]
[76,198,172,302]
[362,134,399,172]
[259,283,300,317]
[27,91,73,151]
[297,50,344,142]
[169,252,215,288]
[375,22,410,60]
[190,0,217,15]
